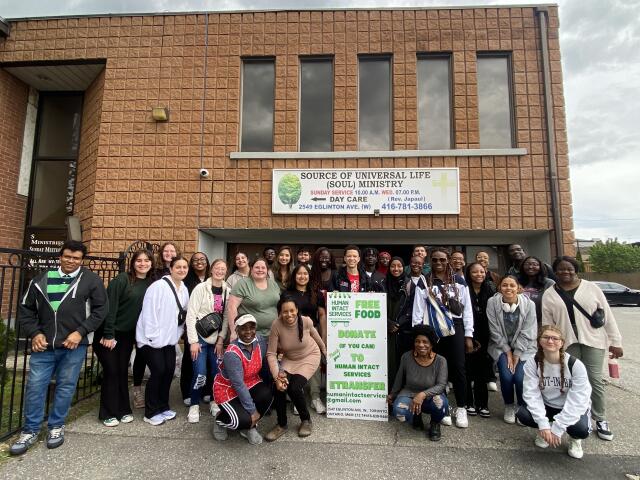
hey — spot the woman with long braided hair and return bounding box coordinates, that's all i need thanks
[516,325,592,459]
[412,247,473,428]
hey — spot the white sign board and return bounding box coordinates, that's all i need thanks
[326,292,388,421]
[272,168,459,214]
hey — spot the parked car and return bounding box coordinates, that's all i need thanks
[593,281,640,306]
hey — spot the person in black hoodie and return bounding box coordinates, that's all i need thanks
[11,240,108,455]
[386,256,407,388]
[331,245,384,293]
[362,247,387,293]
[464,262,497,419]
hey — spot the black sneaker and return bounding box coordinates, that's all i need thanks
[46,426,65,449]
[428,421,441,441]
[478,407,491,418]
[466,406,477,416]
[10,432,38,455]
[596,420,613,441]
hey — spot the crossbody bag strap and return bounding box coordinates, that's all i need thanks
[163,277,186,313]
[553,285,593,322]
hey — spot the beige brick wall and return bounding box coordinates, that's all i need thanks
[0,6,574,257]
[75,69,105,247]
[0,70,28,250]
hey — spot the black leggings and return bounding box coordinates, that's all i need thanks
[516,404,590,439]
[275,373,310,426]
[465,348,490,410]
[434,318,466,406]
[141,345,175,418]
[94,330,136,420]
[216,382,273,430]
[133,346,146,387]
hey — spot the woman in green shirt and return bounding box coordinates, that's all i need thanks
[94,250,153,426]
[227,258,281,342]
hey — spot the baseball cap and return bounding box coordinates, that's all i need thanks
[235,314,257,327]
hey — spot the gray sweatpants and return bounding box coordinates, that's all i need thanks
[567,343,606,421]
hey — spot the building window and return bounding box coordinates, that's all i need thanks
[28,93,82,229]
[417,55,452,149]
[477,54,515,148]
[358,56,392,151]
[240,58,275,152]
[299,58,333,152]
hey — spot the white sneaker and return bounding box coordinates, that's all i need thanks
[187,405,200,423]
[311,398,326,414]
[183,398,191,407]
[102,417,119,427]
[487,382,498,392]
[503,404,516,424]
[209,402,220,417]
[534,435,549,449]
[143,414,165,426]
[240,427,263,445]
[568,438,583,459]
[454,407,468,428]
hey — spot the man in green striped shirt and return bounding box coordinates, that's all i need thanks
[12,240,108,456]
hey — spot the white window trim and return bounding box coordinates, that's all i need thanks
[230,148,527,159]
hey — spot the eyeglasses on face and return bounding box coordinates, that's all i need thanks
[541,335,562,342]
[192,258,207,264]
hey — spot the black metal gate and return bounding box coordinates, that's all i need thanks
[0,247,122,440]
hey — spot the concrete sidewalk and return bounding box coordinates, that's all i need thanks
[2,308,639,480]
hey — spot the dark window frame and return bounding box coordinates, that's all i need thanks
[476,52,516,149]
[239,56,276,152]
[416,52,454,150]
[357,54,393,151]
[298,55,334,152]
[26,91,84,231]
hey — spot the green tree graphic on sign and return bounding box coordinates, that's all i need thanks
[278,174,302,208]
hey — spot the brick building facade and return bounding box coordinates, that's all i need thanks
[0,5,574,266]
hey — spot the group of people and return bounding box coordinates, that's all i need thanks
[10,240,624,461]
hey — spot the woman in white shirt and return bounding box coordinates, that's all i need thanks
[184,259,230,423]
[136,256,189,426]
[517,325,591,459]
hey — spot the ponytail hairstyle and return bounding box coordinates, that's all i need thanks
[277,295,303,342]
[535,325,567,393]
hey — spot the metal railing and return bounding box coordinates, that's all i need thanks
[0,247,122,440]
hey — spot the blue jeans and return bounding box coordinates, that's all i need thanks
[23,346,87,433]
[497,353,525,406]
[393,393,449,424]
[190,338,218,405]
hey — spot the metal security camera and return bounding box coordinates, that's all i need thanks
[199,168,210,179]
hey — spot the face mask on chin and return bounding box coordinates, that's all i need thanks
[237,337,257,346]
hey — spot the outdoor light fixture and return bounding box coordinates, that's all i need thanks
[151,106,169,122]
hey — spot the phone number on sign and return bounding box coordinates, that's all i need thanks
[381,203,433,210]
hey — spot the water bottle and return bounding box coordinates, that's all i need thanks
[608,358,620,379]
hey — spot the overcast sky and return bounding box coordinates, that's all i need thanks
[2,0,639,242]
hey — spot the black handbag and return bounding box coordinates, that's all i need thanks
[195,284,226,337]
[195,312,223,338]
[162,278,187,326]
[554,285,605,329]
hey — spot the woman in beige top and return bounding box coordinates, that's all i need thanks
[265,296,326,442]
